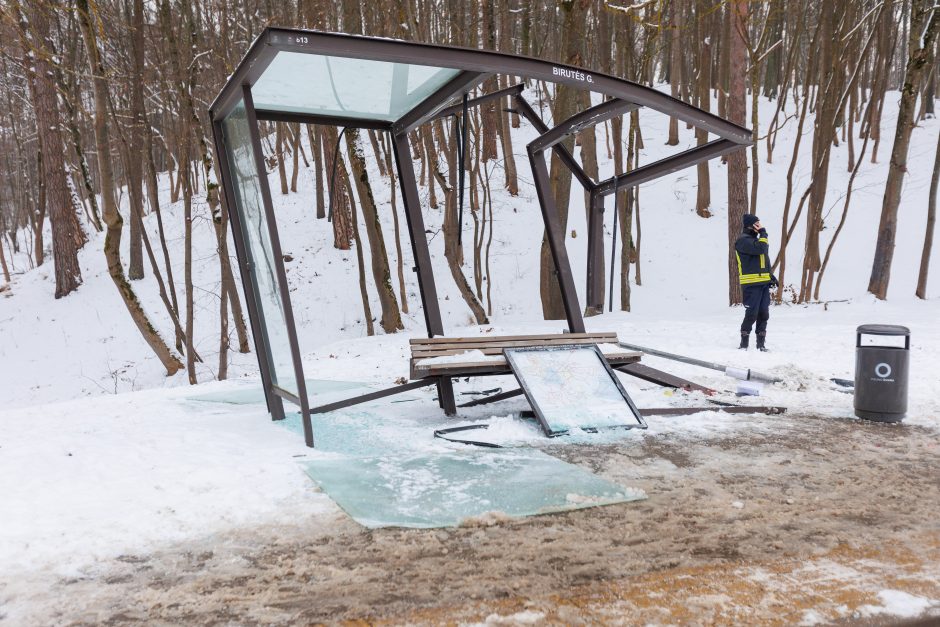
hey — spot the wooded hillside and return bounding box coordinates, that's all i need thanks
[1,0,937,383]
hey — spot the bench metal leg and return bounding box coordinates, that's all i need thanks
[438,377,457,415]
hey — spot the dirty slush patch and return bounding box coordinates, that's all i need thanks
[7,415,940,626]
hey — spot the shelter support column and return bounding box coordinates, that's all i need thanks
[586,190,605,315]
[528,146,586,334]
[391,132,457,415]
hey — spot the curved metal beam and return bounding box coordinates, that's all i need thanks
[210,28,754,148]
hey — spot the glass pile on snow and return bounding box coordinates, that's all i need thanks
[187,377,648,528]
[301,448,645,528]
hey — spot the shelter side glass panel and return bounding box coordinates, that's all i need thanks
[221,99,298,399]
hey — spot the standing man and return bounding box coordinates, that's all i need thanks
[735,214,778,351]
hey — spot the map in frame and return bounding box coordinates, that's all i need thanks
[504,344,647,437]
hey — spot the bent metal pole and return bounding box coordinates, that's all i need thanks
[617,342,782,384]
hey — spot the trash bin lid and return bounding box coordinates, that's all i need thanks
[857,324,910,336]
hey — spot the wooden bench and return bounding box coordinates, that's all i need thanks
[310,333,711,417]
[409,332,642,380]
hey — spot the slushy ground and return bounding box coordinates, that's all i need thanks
[8,409,938,626]
[3,302,939,624]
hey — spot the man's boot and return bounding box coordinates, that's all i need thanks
[739,333,749,350]
[756,332,768,352]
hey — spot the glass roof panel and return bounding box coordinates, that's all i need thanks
[250,51,462,121]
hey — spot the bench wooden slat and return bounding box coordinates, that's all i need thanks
[409,332,617,346]
[411,337,618,357]
[410,350,643,379]
[407,331,640,380]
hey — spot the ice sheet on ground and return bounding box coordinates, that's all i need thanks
[301,448,646,528]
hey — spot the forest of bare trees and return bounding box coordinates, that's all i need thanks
[0,0,937,383]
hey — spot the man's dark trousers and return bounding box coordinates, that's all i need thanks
[741,284,771,335]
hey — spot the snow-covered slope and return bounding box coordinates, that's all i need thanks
[1,86,939,626]
[0,87,938,409]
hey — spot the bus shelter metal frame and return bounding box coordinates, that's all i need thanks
[209,28,751,448]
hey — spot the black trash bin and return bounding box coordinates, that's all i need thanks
[854,324,910,423]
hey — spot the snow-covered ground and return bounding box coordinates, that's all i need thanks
[1,86,939,623]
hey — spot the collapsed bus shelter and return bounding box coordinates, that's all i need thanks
[209,28,752,448]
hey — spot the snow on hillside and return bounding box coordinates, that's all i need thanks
[1,87,937,410]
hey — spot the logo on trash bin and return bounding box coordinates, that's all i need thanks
[873,362,894,382]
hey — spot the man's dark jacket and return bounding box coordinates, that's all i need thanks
[734,228,771,286]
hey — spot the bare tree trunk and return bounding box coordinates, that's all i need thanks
[539,0,588,320]
[290,123,301,193]
[344,164,374,336]
[497,75,519,195]
[916,127,940,298]
[726,0,749,305]
[77,0,183,375]
[345,129,403,333]
[276,123,289,195]
[140,98,182,350]
[666,0,682,146]
[33,151,46,268]
[773,21,818,300]
[59,58,103,233]
[439,118,489,324]
[0,230,9,285]
[815,124,872,299]
[695,3,712,218]
[218,278,229,380]
[324,127,353,249]
[17,0,85,298]
[127,0,146,281]
[480,1,499,162]
[869,3,940,299]
[612,111,633,312]
[308,126,326,219]
[800,0,841,302]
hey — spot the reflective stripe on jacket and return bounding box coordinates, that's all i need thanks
[734,229,771,286]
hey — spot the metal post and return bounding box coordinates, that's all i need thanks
[527,147,586,333]
[586,189,605,314]
[243,85,315,447]
[211,117,284,421]
[390,132,457,415]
